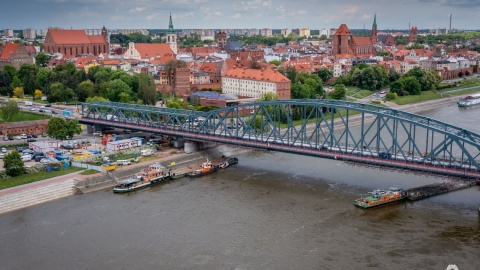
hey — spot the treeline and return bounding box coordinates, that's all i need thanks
[0,63,157,105]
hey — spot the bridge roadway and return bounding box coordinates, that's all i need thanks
[81,118,480,179]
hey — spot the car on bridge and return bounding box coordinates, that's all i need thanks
[378,152,392,159]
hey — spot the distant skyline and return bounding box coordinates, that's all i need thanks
[2,0,480,31]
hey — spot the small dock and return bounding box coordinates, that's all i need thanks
[406,179,477,201]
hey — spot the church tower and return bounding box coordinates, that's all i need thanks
[166,13,178,54]
[371,14,377,43]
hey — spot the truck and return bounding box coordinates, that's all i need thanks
[25,101,33,106]
[101,163,115,171]
[116,160,131,166]
[140,149,154,156]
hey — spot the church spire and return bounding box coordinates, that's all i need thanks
[167,12,175,34]
[371,13,378,43]
[372,13,377,30]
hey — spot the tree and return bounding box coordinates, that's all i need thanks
[137,74,157,105]
[285,66,297,83]
[390,79,407,96]
[35,53,51,68]
[167,101,181,109]
[76,80,95,102]
[34,89,43,99]
[317,68,333,82]
[13,87,24,98]
[86,96,109,102]
[47,118,82,140]
[268,60,281,66]
[1,100,20,121]
[259,92,278,101]
[48,82,74,103]
[17,64,39,95]
[403,77,422,95]
[107,79,132,102]
[330,84,346,100]
[3,151,25,177]
[388,69,401,82]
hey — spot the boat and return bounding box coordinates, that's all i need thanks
[217,157,239,169]
[354,186,407,209]
[187,159,217,178]
[113,163,170,193]
[457,94,480,107]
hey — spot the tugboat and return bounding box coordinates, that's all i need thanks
[187,159,217,178]
[113,163,170,193]
[354,186,407,209]
[217,157,239,169]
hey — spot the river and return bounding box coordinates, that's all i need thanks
[0,103,479,270]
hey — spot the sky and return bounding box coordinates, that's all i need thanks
[2,0,480,31]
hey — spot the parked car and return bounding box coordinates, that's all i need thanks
[3,136,8,141]
[34,155,46,162]
[30,107,35,111]
[31,134,38,138]
[45,104,51,107]
[26,139,36,142]
[1,147,7,153]
[21,154,32,162]
[15,135,22,140]
[8,136,14,140]
[51,110,58,114]
[39,109,45,112]
[16,146,27,152]
[40,158,52,164]
[0,153,4,159]
[93,132,102,136]
[23,149,35,154]
[20,134,28,139]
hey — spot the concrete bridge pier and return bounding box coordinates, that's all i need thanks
[184,141,217,153]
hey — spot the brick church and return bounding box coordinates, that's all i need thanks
[43,26,109,57]
[332,15,377,58]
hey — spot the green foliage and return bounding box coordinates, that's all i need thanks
[167,101,181,109]
[403,77,422,95]
[404,67,441,91]
[0,101,20,121]
[388,69,400,82]
[76,80,95,102]
[47,118,82,140]
[196,106,219,112]
[350,65,389,90]
[35,53,51,68]
[268,60,282,66]
[110,33,153,47]
[377,51,390,57]
[330,84,346,100]
[48,82,74,102]
[107,79,132,102]
[317,68,333,82]
[86,96,109,102]
[385,92,397,101]
[137,74,157,105]
[18,64,39,95]
[291,72,324,99]
[3,151,25,177]
[0,69,13,96]
[259,92,278,101]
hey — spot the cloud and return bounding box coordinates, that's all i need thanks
[236,0,272,11]
[232,13,242,19]
[129,7,146,13]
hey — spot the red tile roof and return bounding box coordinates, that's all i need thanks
[200,62,218,73]
[0,43,36,60]
[47,29,106,44]
[334,24,352,36]
[133,43,174,59]
[224,67,290,83]
[353,37,372,46]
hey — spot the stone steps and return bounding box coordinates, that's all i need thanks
[0,179,75,214]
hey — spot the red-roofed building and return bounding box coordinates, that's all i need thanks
[332,23,376,58]
[124,42,175,61]
[200,62,222,83]
[222,68,291,99]
[0,42,36,69]
[44,27,108,57]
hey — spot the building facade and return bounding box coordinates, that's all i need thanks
[222,68,291,100]
[43,27,109,57]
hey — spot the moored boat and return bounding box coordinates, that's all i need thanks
[187,159,217,178]
[113,163,170,193]
[457,94,480,107]
[354,187,407,209]
[218,157,239,169]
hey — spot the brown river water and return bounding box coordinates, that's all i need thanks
[0,103,479,270]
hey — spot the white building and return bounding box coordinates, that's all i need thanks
[3,29,14,38]
[23,28,36,40]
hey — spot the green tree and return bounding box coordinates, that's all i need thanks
[388,69,401,82]
[317,68,333,82]
[0,69,12,96]
[390,79,407,96]
[137,74,157,105]
[403,77,422,95]
[3,150,25,177]
[35,53,51,68]
[48,82,74,103]
[259,92,278,101]
[330,84,346,100]
[17,64,39,95]
[107,79,132,102]
[285,66,297,83]
[76,80,95,102]
[47,118,82,140]
[1,100,20,121]
[86,96,109,102]
[268,60,282,66]
[167,101,181,109]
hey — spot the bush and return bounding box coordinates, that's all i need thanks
[385,92,397,101]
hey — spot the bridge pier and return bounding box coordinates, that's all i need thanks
[184,141,217,153]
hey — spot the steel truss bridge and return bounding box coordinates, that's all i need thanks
[80,100,480,178]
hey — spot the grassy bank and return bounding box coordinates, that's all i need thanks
[393,91,442,105]
[0,167,83,190]
[4,112,50,122]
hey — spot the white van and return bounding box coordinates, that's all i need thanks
[25,101,33,106]
[117,160,131,166]
[140,149,154,156]
[21,154,32,162]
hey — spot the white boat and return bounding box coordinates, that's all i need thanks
[458,94,480,107]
